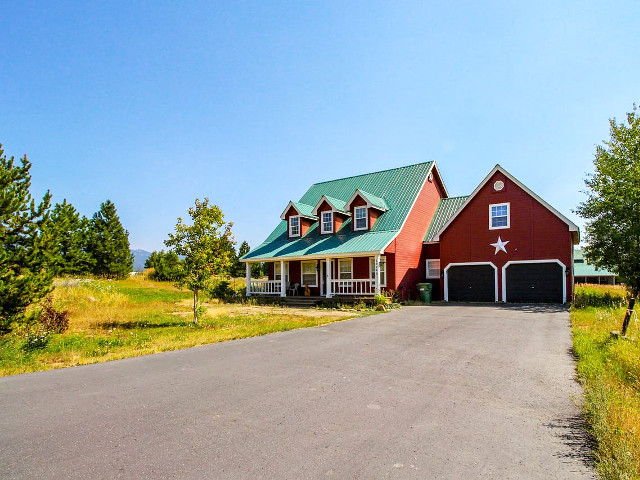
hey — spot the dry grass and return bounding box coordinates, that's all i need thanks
[571,306,640,479]
[0,275,363,376]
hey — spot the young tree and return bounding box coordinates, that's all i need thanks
[87,200,133,279]
[576,102,640,335]
[44,200,93,276]
[0,146,53,332]
[164,198,234,324]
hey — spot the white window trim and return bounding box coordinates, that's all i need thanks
[273,262,289,283]
[489,202,510,230]
[289,215,301,237]
[426,259,440,279]
[338,258,353,280]
[354,206,368,231]
[301,261,318,287]
[321,211,334,234]
[368,256,387,287]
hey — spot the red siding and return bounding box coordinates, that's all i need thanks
[439,171,574,301]
[284,209,313,238]
[385,171,446,298]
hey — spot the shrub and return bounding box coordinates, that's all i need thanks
[38,296,70,333]
[209,280,235,301]
[373,294,389,306]
[574,284,629,309]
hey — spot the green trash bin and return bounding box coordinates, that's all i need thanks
[417,282,433,303]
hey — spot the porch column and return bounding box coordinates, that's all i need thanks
[374,254,381,295]
[245,262,251,297]
[280,260,286,297]
[325,258,332,298]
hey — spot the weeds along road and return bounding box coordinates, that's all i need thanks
[0,305,594,479]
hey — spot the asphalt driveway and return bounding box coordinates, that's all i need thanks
[0,305,593,479]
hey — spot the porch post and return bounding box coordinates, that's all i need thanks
[374,254,381,295]
[245,262,251,297]
[325,258,332,298]
[280,260,286,297]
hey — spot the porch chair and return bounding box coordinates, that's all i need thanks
[287,282,300,296]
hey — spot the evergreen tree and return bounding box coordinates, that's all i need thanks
[0,146,53,332]
[145,250,184,281]
[44,200,93,276]
[144,250,162,269]
[87,200,133,279]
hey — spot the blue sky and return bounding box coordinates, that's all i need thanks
[1,1,638,251]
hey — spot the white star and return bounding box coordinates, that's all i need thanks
[490,236,509,255]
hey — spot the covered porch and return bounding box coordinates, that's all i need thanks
[244,255,386,298]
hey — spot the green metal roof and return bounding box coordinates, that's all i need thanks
[321,195,348,213]
[423,196,468,242]
[242,162,434,261]
[574,249,616,277]
[289,201,316,219]
[356,190,389,210]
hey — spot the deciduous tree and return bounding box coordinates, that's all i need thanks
[164,198,234,324]
[577,102,640,335]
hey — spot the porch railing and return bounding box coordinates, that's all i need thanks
[249,280,281,295]
[330,279,376,296]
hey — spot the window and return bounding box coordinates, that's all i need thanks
[301,262,317,287]
[273,262,289,283]
[321,211,333,234]
[369,256,387,287]
[354,206,368,230]
[289,216,300,237]
[426,259,440,279]
[489,203,510,229]
[338,259,353,279]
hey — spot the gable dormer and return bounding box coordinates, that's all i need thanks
[344,189,388,231]
[312,195,350,235]
[280,201,317,239]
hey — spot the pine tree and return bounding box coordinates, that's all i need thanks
[0,146,54,332]
[44,200,93,276]
[87,200,133,279]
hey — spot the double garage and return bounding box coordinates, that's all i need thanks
[444,260,566,303]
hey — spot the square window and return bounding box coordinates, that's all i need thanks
[426,259,440,279]
[321,211,333,234]
[289,216,300,237]
[489,203,510,229]
[354,206,368,230]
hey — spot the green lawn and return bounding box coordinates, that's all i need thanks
[0,275,364,376]
[571,298,640,479]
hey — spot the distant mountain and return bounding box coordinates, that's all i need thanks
[131,249,152,271]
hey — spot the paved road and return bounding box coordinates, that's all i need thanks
[1,305,593,479]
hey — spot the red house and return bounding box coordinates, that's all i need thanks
[241,163,579,303]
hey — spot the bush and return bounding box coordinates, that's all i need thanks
[38,296,70,333]
[209,280,236,301]
[22,331,51,352]
[574,284,629,309]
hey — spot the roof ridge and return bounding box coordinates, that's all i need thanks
[310,161,434,186]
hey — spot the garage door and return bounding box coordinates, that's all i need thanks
[504,262,563,303]
[447,264,496,302]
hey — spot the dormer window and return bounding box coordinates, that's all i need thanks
[354,206,368,231]
[321,211,333,234]
[289,216,300,237]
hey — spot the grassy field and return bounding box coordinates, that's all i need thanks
[0,275,363,377]
[571,284,640,479]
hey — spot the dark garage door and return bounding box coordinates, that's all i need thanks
[505,262,563,303]
[447,265,496,302]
